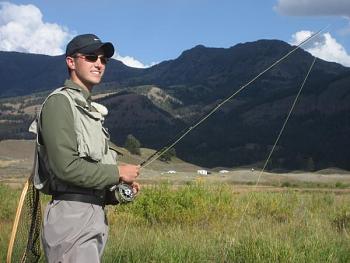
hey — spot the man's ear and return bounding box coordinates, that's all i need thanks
[66,56,76,70]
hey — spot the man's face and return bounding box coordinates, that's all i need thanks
[67,49,108,91]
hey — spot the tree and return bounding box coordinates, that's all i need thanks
[159,147,176,162]
[306,157,315,171]
[124,134,141,155]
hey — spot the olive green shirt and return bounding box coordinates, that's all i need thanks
[40,79,119,190]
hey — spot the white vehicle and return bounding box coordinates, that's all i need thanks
[197,169,208,175]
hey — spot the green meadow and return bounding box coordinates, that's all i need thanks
[1,183,349,262]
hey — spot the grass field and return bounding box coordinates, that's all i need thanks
[1,183,349,262]
[1,140,349,262]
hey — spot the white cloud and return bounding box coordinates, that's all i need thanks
[291,30,350,66]
[274,0,350,17]
[0,2,156,67]
[114,53,157,68]
[0,2,72,55]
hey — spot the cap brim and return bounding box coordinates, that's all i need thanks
[78,42,115,58]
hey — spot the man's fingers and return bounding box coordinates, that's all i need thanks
[118,164,141,184]
[132,182,141,194]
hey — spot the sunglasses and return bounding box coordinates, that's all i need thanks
[74,54,109,65]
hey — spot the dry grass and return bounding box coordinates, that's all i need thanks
[0,160,20,168]
[0,140,349,190]
[0,140,35,160]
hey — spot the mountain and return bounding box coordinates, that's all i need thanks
[97,91,185,148]
[127,40,347,105]
[175,72,350,170]
[112,40,349,170]
[1,40,350,170]
[0,51,143,97]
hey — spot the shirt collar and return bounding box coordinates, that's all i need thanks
[64,79,91,101]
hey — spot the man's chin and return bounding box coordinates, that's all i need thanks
[89,77,102,86]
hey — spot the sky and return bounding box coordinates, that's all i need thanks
[1,0,350,68]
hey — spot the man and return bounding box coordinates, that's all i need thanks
[33,34,140,262]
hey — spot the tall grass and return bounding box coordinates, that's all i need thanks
[0,184,21,261]
[105,183,350,262]
[1,183,349,262]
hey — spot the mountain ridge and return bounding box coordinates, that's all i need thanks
[1,39,349,170]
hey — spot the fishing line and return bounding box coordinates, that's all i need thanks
[139,26,327,169]
[222,56,317,260]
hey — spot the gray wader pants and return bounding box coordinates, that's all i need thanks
[42,200,108,263]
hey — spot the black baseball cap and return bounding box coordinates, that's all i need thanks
[65,34,115,58]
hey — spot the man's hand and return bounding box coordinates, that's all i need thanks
[131,182,141,195]
[118,164,140,184]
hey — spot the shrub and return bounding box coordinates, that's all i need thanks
[124,134,141,155]
[281,182,291,187]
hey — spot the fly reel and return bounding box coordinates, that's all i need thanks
[110,183,135,204]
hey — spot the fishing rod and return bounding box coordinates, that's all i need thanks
[113,26,328,203]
